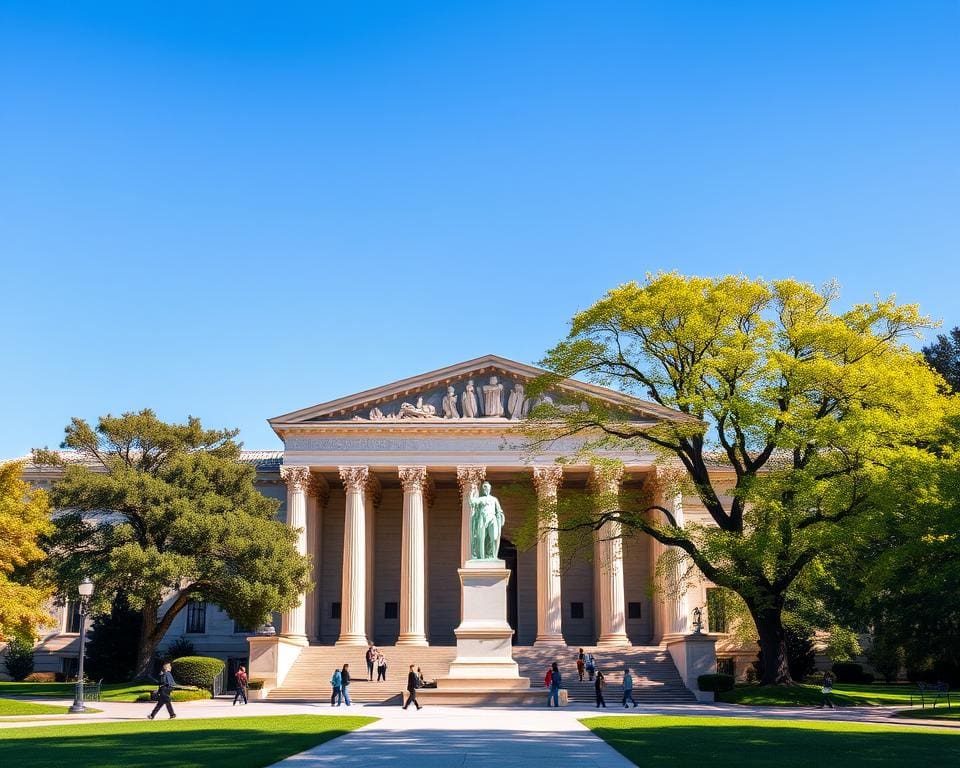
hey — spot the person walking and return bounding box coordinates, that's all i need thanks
[403,664,422,710]
[377,652,388,682]
[233,664,249,706]
[594,669,607,708]
[148,662,179,720]
[576,648,585,682]
[330,668,342,706]
[340,663,352,706]
[366,645,377,681]
[622,667,637,708]
[586,652,596,681]
[548,661,562,708]
[819,672,835,709]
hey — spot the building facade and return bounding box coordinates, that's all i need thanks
[16,355,750,679]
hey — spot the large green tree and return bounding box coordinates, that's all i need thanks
[527,273,953,683]
[34,410,310,678]
[923,326,960,391]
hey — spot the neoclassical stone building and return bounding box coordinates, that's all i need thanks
[18,355,746,681]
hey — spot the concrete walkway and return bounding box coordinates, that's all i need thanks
[1,697,957,767]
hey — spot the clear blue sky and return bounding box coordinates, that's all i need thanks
[2,2,958,457]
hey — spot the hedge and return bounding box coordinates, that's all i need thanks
[248,679,264,690]
[170,656,225,691]
[698,673,735,692]
[831,662,863,684]
[135,688,213,703]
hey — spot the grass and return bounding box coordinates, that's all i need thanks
[0,714,375,768]
[583,715,960,767]
[0,698,72,716]
[0,682,203,702]
[717,682,916,707]
[896,707,960,721]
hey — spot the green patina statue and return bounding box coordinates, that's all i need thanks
[469,481,505,560]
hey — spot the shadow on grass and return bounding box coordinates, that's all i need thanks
[585,716,960,768]
[0,715,373,768]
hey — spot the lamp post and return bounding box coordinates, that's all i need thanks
[68,577,95,714]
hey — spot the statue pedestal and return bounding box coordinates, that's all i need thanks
[426,559,534,701]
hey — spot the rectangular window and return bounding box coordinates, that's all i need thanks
[570,602,585,619]
[233,620,254,634]
[706,588,728,633]
[331,602,341,620]
[628,602,642,620]
[384,602,398,620]
[186,601,207,634]
[65,600,83,633]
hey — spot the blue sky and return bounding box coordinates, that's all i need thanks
[2,1,958,457]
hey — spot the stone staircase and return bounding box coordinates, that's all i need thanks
[267,644,695,704]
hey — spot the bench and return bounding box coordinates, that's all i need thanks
[86,679,103,702]
[910,682,951,710]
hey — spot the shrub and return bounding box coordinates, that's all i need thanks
[859,672,875,684]
[868,634,904,683]
[831,662,864,683]
[23,672,56,682]
[805,671,826,685]
[247,679,264,690]
[162,636,196,662]
[3,637,35,681]
[697,673,735,692]
[135,688,212,703]
[785,625,817,682]
[171,656,225,691]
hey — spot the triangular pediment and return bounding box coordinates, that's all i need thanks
[269,354,691,428]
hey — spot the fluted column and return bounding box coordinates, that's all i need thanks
[665,492,688,636]
[592,466,630,647]
[336,465,369,646]
[364,475,381,644]
[305,475,328,642]
[280,465,311,643]
[397,466,429,646]
[457,465,486,565]
[533,465,565,646]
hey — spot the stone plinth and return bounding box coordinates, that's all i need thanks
[437,559,530,691]
[666,632,717,703]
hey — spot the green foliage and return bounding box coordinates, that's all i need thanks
[134,688,212,703]
[784,624,817,682]
[84,594,142,682]
[868,634,905,683]
[825,625,862,662]
[528,273,954,683]
[247,678,264,690]
[170,655,224,690]
[161,636,195,662]
[697,673,735,692]
[831,662,864,683]
[33,410,311,676]
[2,637,35,681]
[923,326,960,391]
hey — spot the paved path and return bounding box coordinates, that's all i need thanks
[1,697,957,767]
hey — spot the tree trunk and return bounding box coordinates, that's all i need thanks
[749,602,794,685]
[134,603,161,680]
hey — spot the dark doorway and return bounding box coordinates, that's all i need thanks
[498,537,519,643]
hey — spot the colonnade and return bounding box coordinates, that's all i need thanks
[278,463,635,647]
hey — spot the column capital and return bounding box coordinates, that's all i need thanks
[280,465,312,492]
[532,465,564,495]
[338,465,369,493]
[398,465,428,492]
[456,465,486,496]
[589,464,624,494]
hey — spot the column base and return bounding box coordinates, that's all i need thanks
[278,634,309,647]
[534,634,567,646]
[597,633,631,647]
[335,633,370,646]
[396,634,429,647]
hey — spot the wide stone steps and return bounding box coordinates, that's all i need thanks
[268,645,695,704]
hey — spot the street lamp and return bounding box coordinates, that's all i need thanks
[68,577,95,714]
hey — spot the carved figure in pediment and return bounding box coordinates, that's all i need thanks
[507,383,525,419]
[442,386,460,418]
[482,376,505,417]
[461,379,479,418]
[399,396,437,419]
[369,407,385,420]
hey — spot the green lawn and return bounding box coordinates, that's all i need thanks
[583,715,960,767]
[896,707,960,721]
[0,682,203,702]
[0,714,375,768]
[717,682,916,707]
[0,698,72,716]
